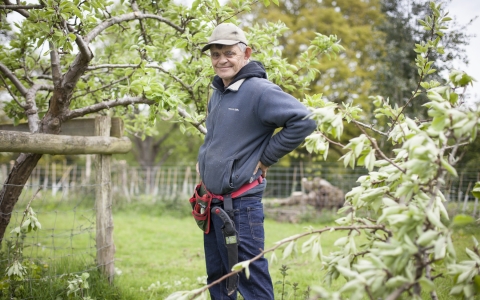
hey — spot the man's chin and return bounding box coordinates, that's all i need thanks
[217,74,233,81]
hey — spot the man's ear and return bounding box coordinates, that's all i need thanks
[244,47,252,60]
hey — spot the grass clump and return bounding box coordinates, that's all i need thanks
[0,251,137,300]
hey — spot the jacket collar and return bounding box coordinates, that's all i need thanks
[226,79,245,91]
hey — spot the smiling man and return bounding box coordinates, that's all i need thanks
[196,23,316,299]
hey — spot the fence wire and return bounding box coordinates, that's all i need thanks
[1,160,478,202]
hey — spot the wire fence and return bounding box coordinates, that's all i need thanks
[0,180,98,299]
[1,159,479,218]
[1,159,478,203]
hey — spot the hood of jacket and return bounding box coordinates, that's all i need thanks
[212,60,267,92]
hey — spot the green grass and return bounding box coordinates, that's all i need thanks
[114,212,206,298]
[3,198,480,299]
[113,205,480,299]
[113,211,342,299]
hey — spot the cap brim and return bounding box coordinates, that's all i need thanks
[201,40,241,52]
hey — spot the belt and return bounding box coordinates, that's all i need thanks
[210,176,264,201]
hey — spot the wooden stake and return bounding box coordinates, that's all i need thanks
[94,116,115,283]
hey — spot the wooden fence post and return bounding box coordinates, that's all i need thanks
[94,116,115,283]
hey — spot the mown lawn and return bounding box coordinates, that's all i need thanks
[113,211,346,299]
[111,207,480,299]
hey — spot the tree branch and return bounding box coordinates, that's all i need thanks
[86,63,195,96]
[0,4,44,9]
[1,0,31,18]
[35,75,53,81]
[64,97,207,136]
[49,42,62,86]
[86,64,140,71]
[57,8,93,60]
[64,96,155,120]
[186,224,389,299]
[385,283,415,300]
[24,84,49,133]
[320,131,345,148]
[389,15,438,133]
[84,12,184,44]
[71,75,131,100]
[178,107,207,135]
[130,0,150,45]
[0,62,29,96]
[73,32,93,61]
[0,74,24,108]
[351,119,388,137]
[353,117,406,174]
[425,263,439,300]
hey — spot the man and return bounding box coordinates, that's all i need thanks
[197,23,316,299]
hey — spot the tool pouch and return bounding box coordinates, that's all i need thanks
[189,183,213,234]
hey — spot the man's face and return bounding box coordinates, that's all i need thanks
[210,44,249,86]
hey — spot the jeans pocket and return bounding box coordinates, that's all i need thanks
[247,206,265,241]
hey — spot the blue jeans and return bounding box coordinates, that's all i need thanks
[204,194,274,299]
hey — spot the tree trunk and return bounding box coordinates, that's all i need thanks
[0,153,42,243]
[131,122,178,167]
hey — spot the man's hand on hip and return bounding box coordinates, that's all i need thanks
[254,161,269,178]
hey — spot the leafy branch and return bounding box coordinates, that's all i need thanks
[6,188,42,281]
[168,225,388,300]
[64,96,155,120]
[85,63,195,97]
[389,2,446,132]
[0,0,44,11]
[70,75,132,100]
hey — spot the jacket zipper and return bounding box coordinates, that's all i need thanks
[202,91,226,177]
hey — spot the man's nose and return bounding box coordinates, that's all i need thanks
[218,55,229,63]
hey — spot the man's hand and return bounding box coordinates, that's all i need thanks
[254,161,269,178]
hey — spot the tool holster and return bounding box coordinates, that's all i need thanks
[211,194,238,295]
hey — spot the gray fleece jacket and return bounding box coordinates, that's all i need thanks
[197,61,317,195]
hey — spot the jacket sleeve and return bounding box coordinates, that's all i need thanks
[257,85,317,167]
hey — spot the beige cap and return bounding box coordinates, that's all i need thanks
[201,23,248,52]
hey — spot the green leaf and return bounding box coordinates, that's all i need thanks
[440,157,458,177]
[335,265,359,279]
[451,214,475,227]
[472,182,480,199]
[434,236,446,260]
[282,241,295,260]
[466,248,480,263]
[269,251,277,265]
[10,227,21,235]
[417,230,438,246]
[386,276,409,289]
[418,277,435,293]
[426,209,445,229]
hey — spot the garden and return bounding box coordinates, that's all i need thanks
[1,0,480,299]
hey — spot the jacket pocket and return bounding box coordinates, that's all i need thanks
[223,158,235,190]
[204,154,237,194]
[229,159,239,188]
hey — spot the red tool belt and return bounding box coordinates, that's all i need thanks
[189,177,263,234]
